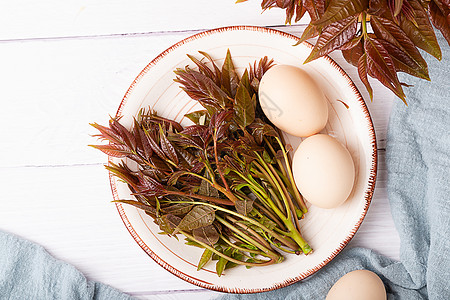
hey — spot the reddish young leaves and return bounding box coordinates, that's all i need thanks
[305,15,359,63]
[364,35,407,102]
[248,0,449,103]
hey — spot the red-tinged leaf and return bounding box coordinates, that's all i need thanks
[357,53,374,100]
[339,35,363,50]
[429,0,450,46]
[303,0,326,21]
[305,15,358,63]
[198,51,222,85]
[143,127,167,162]
[294,24,321,45]
[138,174,165,193]
[90,122,124,145]
[150,115,184,133]
[342,39,364,67]
[109,118,136,150]
[295,1,308,22]
[364,36,407,102]
[221,49,240,98]
[193,224,220,246]
[175,147,198,167]
[187,54,216,82]
[249,56,274,92]
[175,205,216,232]
[368,0,391,16]
[261,0,277,10]
[378,39,430,80]
[312,0,369,27]
[370,16,430,79]
[138,126,153,160]
[162,203,195,216]
[398,0,442,60]
[247,118,279,144]
[89,144,129,158]
[105,162,139,188]
[159,126,178,165]
[181,124,208,137]
[393,0,404,16]
[174,68,229,113]
[167,171,189,186]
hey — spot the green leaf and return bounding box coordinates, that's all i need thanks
[234,81,256,128]
[370,16,430,80]
[197,249,213,271]
[185,110,209,125]
[193,224,220,246]
[313,0,369,27]
[215,247,232,276]
[175,205,215,232]
[221,49,240,98]
[364,35,406,103]
[398,0,442,60]
[305,15,358,63]
[357,53,374,101]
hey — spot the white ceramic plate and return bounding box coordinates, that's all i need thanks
[110,26,377,293]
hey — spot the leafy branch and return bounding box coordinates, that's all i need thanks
[239,0,450,103]
[91,50,312,276]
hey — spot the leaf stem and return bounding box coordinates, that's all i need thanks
[164,190,234,206]
[181,231,276,267]
[275,137,307,214]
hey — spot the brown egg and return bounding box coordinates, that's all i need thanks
[292,134,355,209]
[326,270,387,300]
[258,65,328,137]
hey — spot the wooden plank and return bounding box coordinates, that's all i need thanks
[1,0,301,40]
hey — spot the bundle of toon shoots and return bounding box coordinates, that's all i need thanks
[91,50,312,276]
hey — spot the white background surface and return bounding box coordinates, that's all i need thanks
[0,1,400,299]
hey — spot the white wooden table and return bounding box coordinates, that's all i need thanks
[0,2,400,299]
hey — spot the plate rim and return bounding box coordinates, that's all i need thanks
[109,25,378,294]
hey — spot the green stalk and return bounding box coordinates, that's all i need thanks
[275,137,307,214]
[216,216,280,261]
[219,235,267,256]
[361,12,368,38]
[263,136,289,180]
[284,221,312,255]
[254,152,292,219]
[252,161,286,215]
[181,231,277,267]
